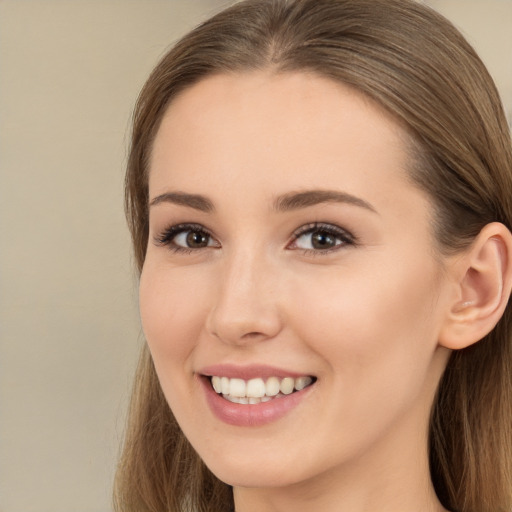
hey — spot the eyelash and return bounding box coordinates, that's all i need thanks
[155,223,216,254]
[288,222,356,255]
[154,222,356,255]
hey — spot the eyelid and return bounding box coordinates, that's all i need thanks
[154,222,219,251]
[287,222,356,252]
[153,221,355,255]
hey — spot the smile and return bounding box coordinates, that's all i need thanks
[210,375,315,404]
[199,365,317,426]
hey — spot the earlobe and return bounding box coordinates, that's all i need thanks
[439,222,512,350]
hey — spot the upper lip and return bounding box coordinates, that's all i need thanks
[199,364,314,381]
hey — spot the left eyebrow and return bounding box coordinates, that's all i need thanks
[149,191,215,213]
[273,189,378,214]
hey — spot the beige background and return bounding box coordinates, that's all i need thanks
[0,1,510,511]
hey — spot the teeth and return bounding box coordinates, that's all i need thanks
[224,393,286,404]
[247,378,266,398]
[265,377,280,396]
[210,375,314,401]
[295,376,312,391]
[280,377,295,395]
[221,377,230,395]
[229,378,246,398]
[211,376,222,393]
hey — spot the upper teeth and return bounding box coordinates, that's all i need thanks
[210,376,313,399]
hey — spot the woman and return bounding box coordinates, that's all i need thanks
[114,1,512,511]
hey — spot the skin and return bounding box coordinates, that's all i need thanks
[140,71,455,512]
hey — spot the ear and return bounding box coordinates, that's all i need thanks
[439,222,512,350]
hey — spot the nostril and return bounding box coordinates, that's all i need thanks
[207,313,282,345]
[242,331,265,339]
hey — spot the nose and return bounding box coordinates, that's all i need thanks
[206,249,283,346]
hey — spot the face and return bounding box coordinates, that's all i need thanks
[140,72,453,490]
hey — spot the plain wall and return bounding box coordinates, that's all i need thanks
[428,0,512,124]
[0,2,227,511]
[0,1,510,511]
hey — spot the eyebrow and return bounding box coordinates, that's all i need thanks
[149,192,214,212]
[273,189,377,214]
[148,189,377,215]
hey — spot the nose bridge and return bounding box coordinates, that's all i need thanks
[207,244,282,344]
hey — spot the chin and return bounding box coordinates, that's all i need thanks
[197,447,314,489]
[209,465,298,489]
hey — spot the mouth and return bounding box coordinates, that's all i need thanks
[208,375,316,405]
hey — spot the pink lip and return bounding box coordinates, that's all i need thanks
[199,363,310,380]
[198,367,315,427]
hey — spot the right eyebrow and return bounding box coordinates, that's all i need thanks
[273,189,378,214]
[149,191,215,213]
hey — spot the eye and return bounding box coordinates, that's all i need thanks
[174,230,211,249]
[155,223,219,252]
[288,223,354,253]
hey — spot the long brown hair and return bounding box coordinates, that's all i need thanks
[115,1,512,511]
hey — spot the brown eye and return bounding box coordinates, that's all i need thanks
[310,231,337,249]
[156,224,219,252]
[290,223,354,253]
[185,230,210,248]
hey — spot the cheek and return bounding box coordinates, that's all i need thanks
[139,261,211,368]
[138,261,218,430]
[288,256,442,385]
[285,261,444,451]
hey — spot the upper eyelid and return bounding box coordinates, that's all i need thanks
[154,223,215,245]
[291,222,354,239]
[287,222,356,252]
[153,221,355,247]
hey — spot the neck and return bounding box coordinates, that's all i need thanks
[234,466,446,512]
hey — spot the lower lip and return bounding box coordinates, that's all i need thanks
[199,376,313,427]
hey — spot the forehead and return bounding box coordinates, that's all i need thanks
[149,71,419,213]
